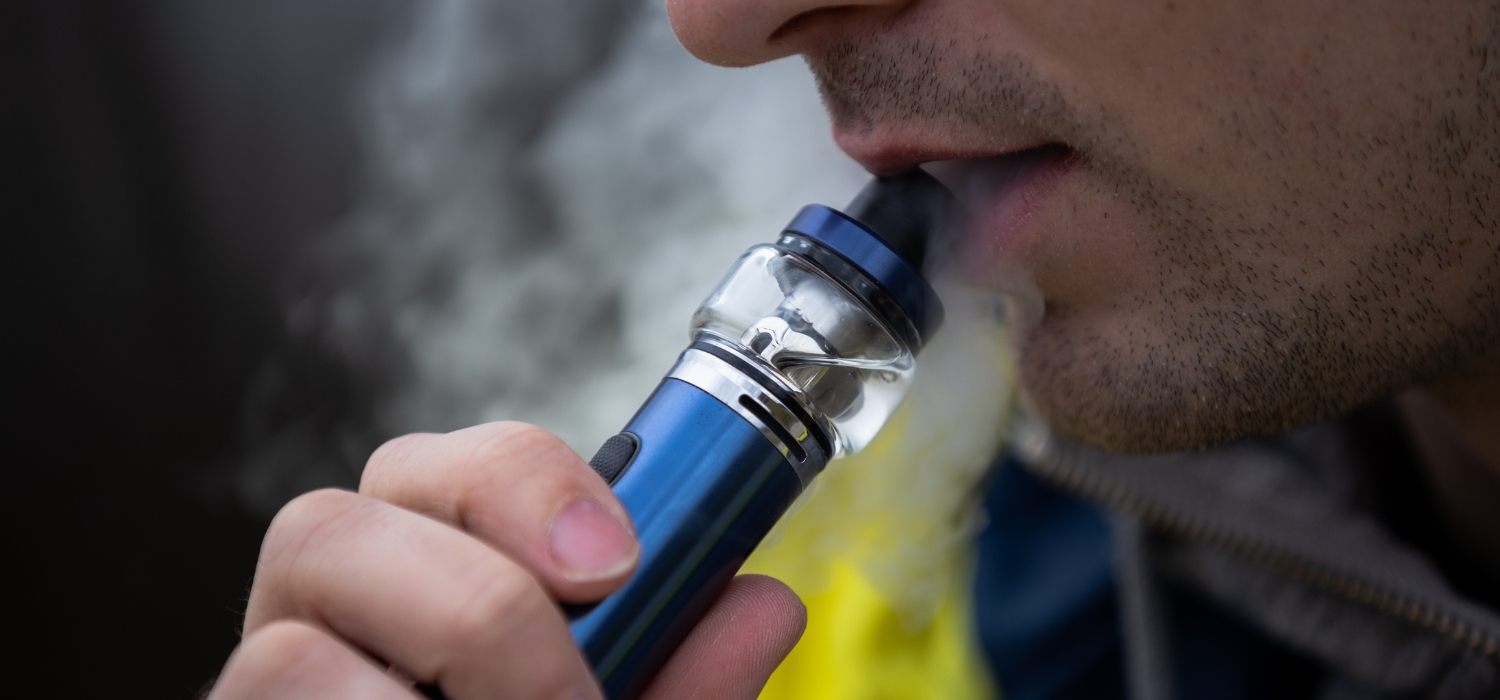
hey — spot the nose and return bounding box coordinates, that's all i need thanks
[666,0,905,67]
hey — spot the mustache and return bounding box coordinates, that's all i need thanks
[803,35,1076,137]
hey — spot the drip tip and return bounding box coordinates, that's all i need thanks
[843,169,959,272]
[779,170,954,350]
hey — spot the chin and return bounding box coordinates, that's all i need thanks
[1010,306,1330,456]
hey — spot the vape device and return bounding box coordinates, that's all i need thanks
[571,170,955,700]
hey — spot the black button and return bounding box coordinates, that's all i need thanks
[588,432,640,486]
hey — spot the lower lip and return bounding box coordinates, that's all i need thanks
[924,145,1076,281]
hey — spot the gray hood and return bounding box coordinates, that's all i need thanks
[1011,411,1500,699]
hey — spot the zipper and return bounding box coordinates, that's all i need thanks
[1008,418,1500,663]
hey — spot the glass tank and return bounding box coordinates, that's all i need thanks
[689,245,917,457]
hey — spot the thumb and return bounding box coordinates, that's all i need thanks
[639,575,807,700]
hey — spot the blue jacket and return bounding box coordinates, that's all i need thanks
[977,404,1500,699]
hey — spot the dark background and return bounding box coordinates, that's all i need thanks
[5,2,400,695]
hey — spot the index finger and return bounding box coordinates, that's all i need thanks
[360,422,640,604]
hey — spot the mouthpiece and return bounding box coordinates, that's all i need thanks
[568,172,958,699]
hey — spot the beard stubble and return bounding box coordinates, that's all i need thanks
[805,21,1500,453]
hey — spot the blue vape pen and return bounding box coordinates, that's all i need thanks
[571,170,955,700]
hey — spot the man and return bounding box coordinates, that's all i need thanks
[208,0,1500,697]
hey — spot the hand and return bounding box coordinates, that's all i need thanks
[208,422,807,700]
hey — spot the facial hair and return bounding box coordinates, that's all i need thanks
[805,13,1500,453]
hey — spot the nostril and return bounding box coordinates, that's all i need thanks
[669,0,895,68]
[768,8,821,42]
[767,5,858,43]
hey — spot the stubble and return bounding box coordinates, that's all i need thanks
[805,13,1500,453]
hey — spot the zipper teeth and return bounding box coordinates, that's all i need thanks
[1019,435,1500,663]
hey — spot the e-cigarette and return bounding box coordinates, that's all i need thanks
[571,170,955,699]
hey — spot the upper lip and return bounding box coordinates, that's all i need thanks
[833,121,1057,176]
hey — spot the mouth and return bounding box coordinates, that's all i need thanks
[919,145,1078,285]
[833,122,1080,289]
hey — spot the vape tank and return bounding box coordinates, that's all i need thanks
[570,171,956,699]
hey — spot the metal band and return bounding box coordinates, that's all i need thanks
[667,347,829,486]
[775,233,924,353]
[689,337,833,460]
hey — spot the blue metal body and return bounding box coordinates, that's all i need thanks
[571,378,803,700]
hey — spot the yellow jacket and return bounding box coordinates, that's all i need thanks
[742,308,1013,700]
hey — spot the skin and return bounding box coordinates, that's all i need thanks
[670,0,1500,578]
[217,0,1500,696]
[211,423,806,699]
[669,0,1500,454]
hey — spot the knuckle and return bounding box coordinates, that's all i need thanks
[471,421,566,461]
[460,423,613,523]
[217,621,340,697]
[361,432,433,495]
[267,489,357,542]
[258,489,363,574]
[466,422,588,482]
[244,620,334,667]
[447,563,554,646]
[448,571,583,699]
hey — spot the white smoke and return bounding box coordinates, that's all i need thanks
[241,0,1015,624]
[238,0,866,515]
[511,3,871,449]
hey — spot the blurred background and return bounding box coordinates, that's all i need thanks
[5,0,867,694]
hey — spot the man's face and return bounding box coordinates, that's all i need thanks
[669,0,1500,453]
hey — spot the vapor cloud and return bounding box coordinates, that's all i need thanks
[237,0,866,514]
[238,0,1014,626]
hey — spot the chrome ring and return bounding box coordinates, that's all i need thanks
[667,347,829,486]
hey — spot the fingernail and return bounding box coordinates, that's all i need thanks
[550,499,638,582]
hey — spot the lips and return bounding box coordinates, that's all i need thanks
[832,118,1080,290]
[920,145,1077,285]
